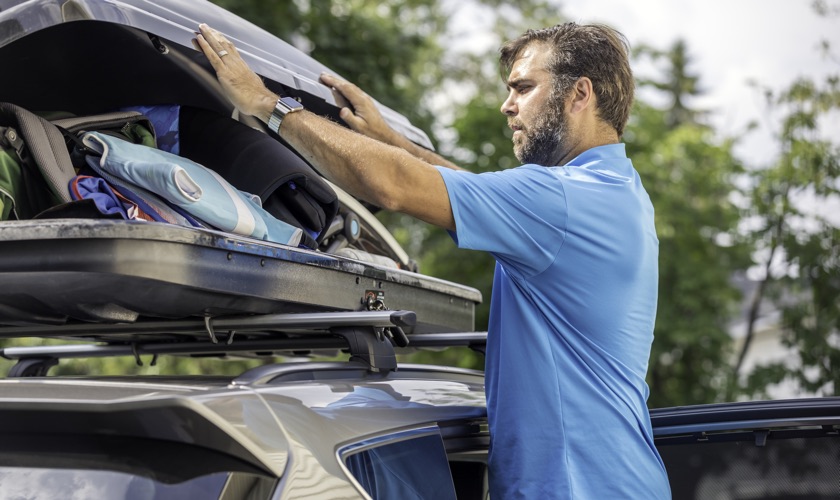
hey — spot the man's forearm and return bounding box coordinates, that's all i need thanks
[275,110,456,230]
[196,33,456,230]
[388,133,464,171]
[278,111,405,207]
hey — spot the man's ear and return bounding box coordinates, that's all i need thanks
[568,77,594,115]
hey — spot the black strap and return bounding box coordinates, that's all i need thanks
[1,126,25,159]
[54,124,98,169]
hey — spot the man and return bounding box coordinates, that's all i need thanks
[196,22,670,499]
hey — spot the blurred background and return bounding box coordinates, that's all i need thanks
[9,0,837,409]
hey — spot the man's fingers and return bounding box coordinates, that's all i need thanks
[321,73,369,108]
[319,73,340,87]
[330,87,352,110]
[209,27,239,56]
[195,34,224,69]
[198,24,234,59]
[339,107,363,128]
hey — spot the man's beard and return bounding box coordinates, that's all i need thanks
[511,94,569,166]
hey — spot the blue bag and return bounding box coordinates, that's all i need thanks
[81,131,302,246]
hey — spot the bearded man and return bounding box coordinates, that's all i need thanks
[197,21,671,499]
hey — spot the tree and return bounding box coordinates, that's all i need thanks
[733,1,840,398]
[739,73,840,398]
[629,43,750,407]
[635,41,708,128]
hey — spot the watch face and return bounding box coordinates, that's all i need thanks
[279,96,303,111]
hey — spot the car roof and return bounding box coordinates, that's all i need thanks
[0,0,433,149]
[0,362,486,479]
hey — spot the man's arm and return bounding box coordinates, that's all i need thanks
[195,24,456,231]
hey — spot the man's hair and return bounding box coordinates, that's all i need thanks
[500,23,634,137]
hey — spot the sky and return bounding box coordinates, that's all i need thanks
[561,0,840,167]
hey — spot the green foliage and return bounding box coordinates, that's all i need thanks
[634,41,708,128]
[626,41,751,406]
[738,70,840,398]
[630,118,748,406]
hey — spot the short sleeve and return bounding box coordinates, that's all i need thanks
[435,165,568,278]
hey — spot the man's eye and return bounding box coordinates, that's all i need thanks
[518,85,532,94]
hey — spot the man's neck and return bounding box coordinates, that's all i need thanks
[555,125,619,166]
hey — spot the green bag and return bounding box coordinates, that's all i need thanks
[0,115,66,220]
[0,139,24,220]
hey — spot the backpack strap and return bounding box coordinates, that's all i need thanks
[0,103,75,207]
[0,126,26,163]
[52,110,157,169]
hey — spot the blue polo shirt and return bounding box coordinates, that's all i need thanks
[435,144,671,499]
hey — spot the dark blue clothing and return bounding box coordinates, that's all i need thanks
[435,144,670,499]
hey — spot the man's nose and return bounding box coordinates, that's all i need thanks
[500,93,517,116]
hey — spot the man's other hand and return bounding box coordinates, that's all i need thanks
[319,74,398,146]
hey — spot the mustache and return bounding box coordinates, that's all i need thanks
[508,120,524,131]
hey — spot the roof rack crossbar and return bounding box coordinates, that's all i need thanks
[0,309,491,377]
[0,310,426,375]
[0,332,490,361]
[0,337,353,360]
[0,331,489,378]
[0,310,417,338]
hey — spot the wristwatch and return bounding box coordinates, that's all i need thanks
[267,96,304,134]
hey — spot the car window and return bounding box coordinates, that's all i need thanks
[0,432,279,500]
[0,469,275,500]
[659,433,840,499]
[344,432,457,500]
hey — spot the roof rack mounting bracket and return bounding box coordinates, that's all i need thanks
[131,342,143,367]
[332,326,397,373]
[8,357,59,377]
[204,315,219,344]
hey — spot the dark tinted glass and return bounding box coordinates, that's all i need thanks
[0,433,277,499]
[659,435,840,499]
[0,469,236,499]
[346,434,457,500]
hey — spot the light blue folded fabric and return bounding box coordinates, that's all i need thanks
[82,131,302,246]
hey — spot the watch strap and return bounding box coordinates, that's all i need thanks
[268,96,304,134]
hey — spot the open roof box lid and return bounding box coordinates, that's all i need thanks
[0,0,480,336]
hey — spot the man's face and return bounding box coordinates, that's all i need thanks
[501,44,571,166]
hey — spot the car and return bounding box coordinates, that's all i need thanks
[651,397,840,500]
[0,0,489,499]
[0,335,490,499]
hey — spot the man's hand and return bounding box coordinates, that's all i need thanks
[194,24,277,120]
[319,74,399,145]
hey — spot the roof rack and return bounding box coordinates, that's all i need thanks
[0,310,487,377]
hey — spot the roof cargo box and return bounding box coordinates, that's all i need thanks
[0,219,480,333]
[0,1,481,335]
